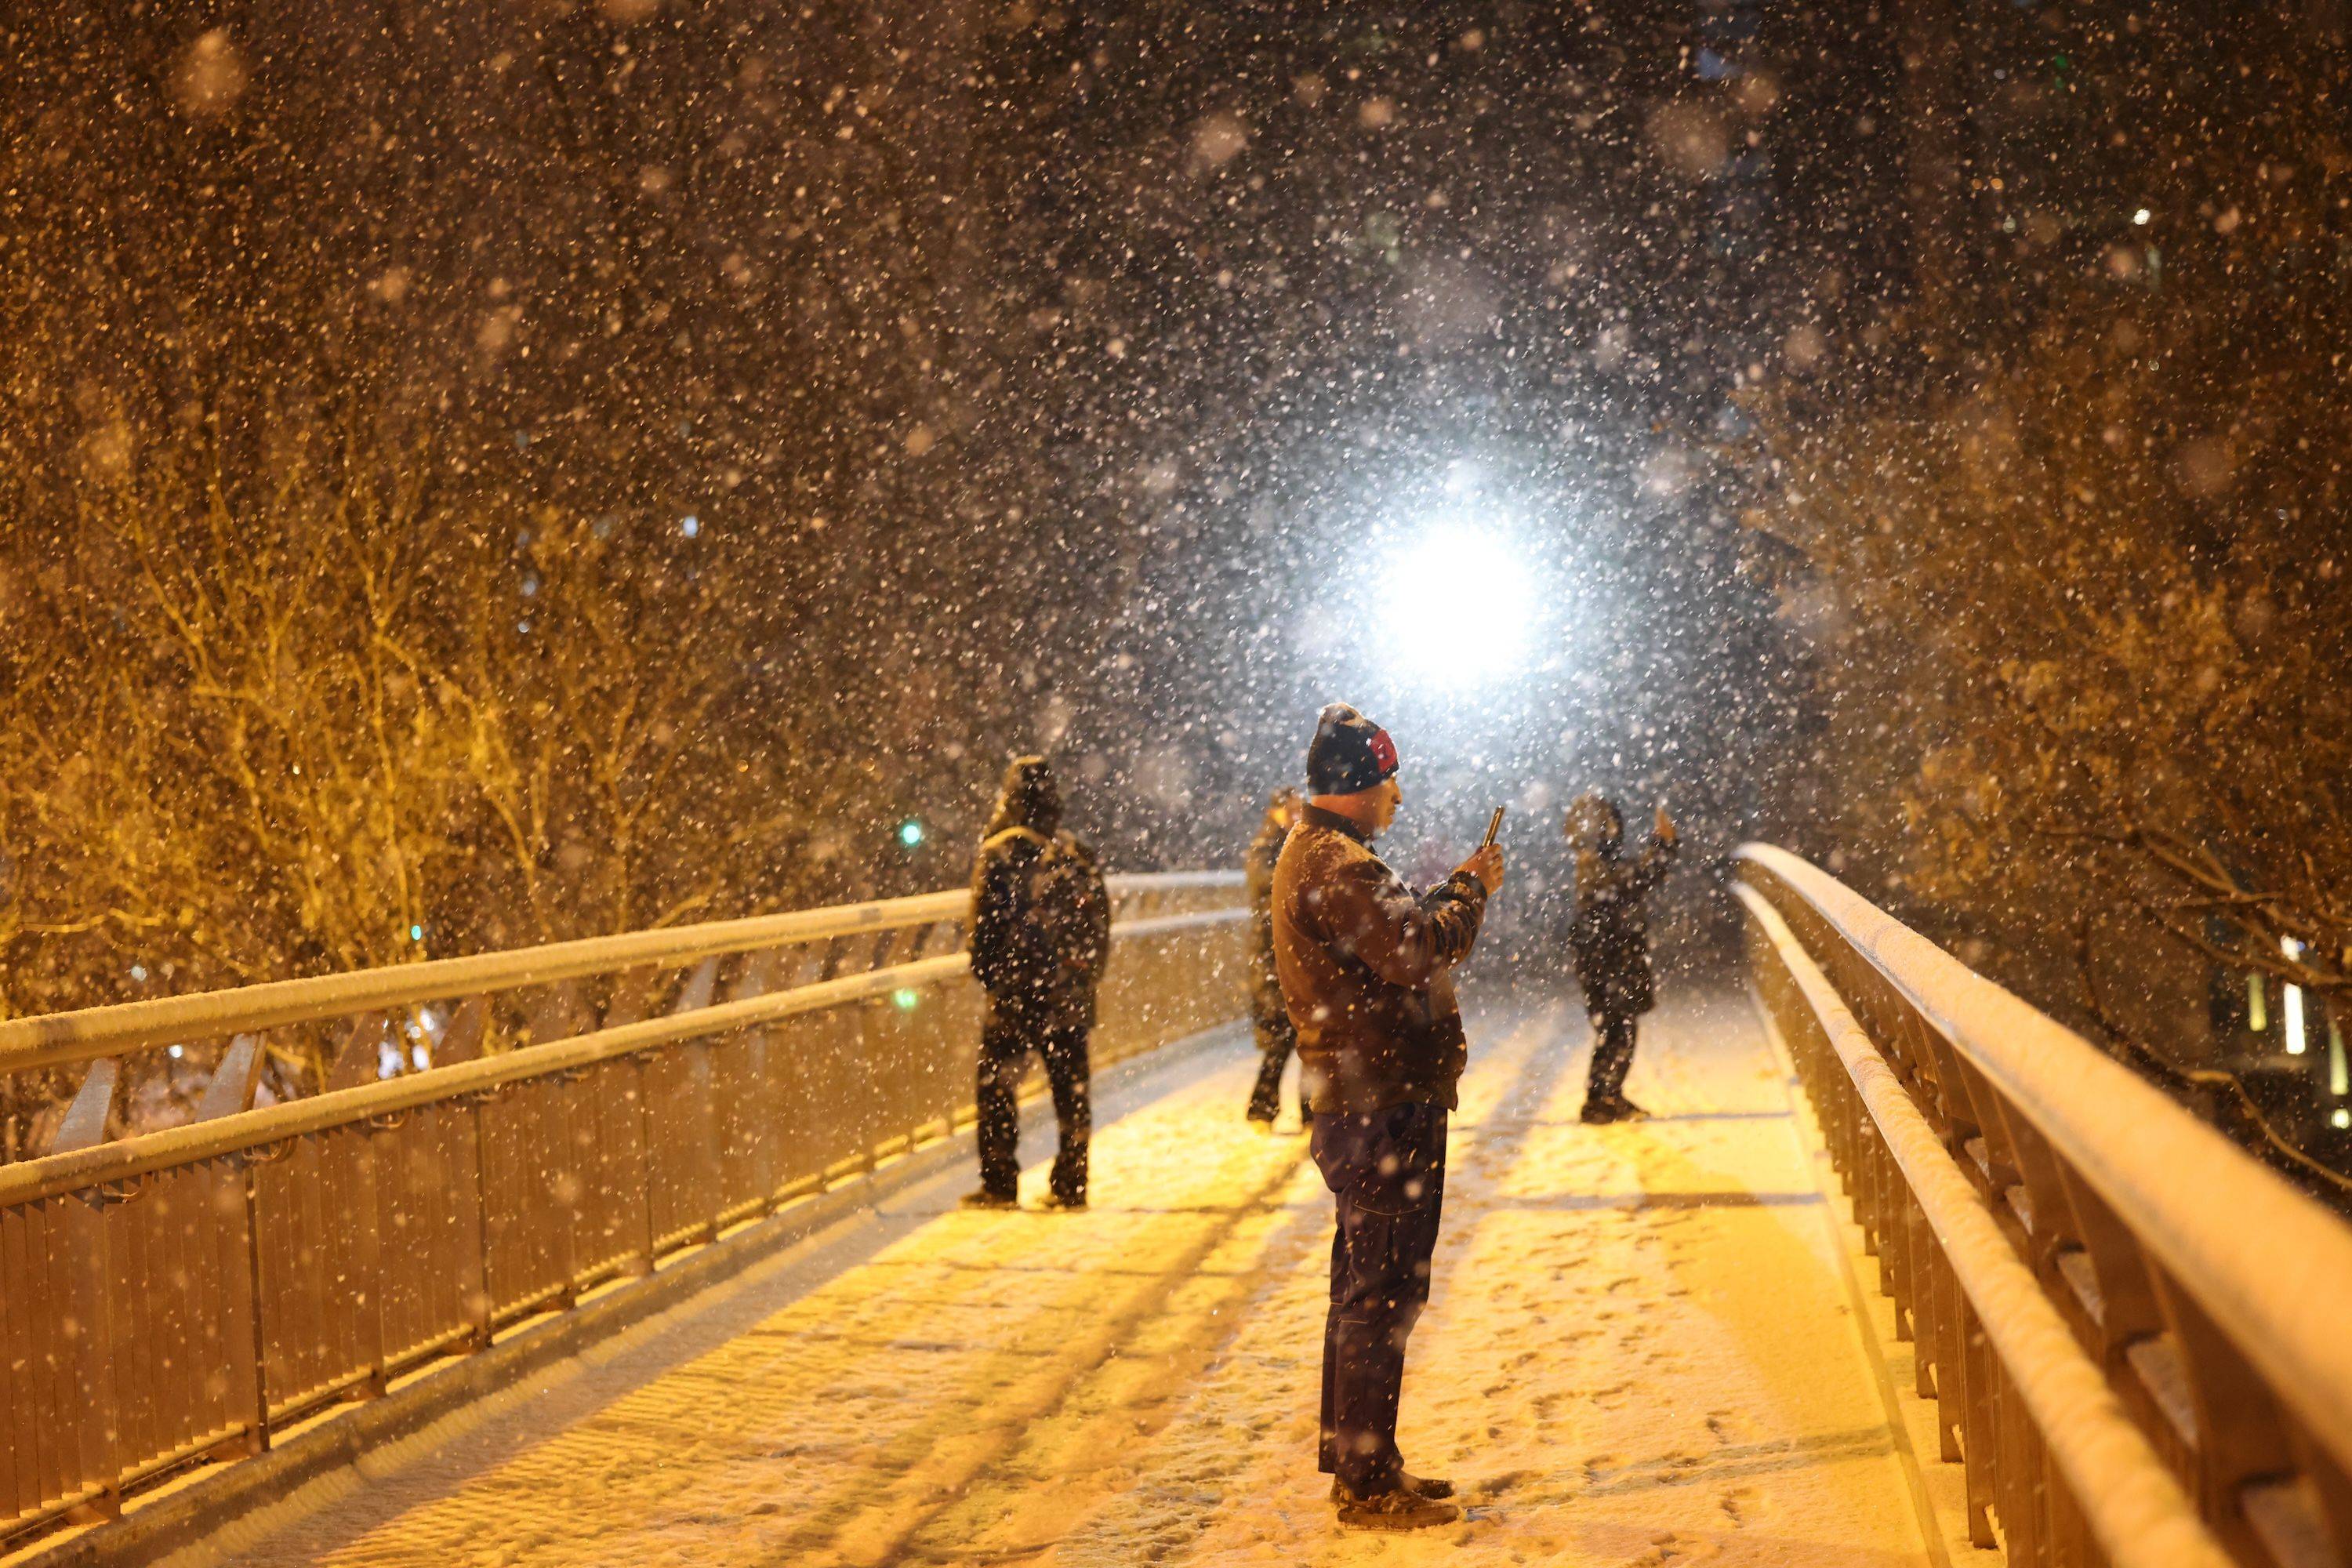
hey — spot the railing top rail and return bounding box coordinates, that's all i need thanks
[1737,881,2230,1568]
[1733,841,2352,1477]
[0,869,1240,1078]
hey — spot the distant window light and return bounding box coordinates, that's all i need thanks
[681,514,701,538]
[2249,973,2268,1033]
[2284,936,2310,1055]
[2336,1108,2352,1131]
[412,1044,433,1071]
[2132,207,2152,226]
[167,1044,184,1059]
[130,964,148,983]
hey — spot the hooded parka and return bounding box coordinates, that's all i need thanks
[968,757,1109,1029]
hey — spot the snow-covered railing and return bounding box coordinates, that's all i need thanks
[1737,844,2352,1568]
[0,872,1247,1550]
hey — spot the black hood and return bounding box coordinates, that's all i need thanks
[1566,792,1623,856]
[985,755,1062,837]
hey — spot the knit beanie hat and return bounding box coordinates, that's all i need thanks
[1305,702,1399,796]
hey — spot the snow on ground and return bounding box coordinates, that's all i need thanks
[196,989,1936,1568]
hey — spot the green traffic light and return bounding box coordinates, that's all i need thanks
[898,819,925,848]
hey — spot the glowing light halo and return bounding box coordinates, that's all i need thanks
[1367,519,1541,691]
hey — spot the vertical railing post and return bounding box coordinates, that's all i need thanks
[59,1189,122,1521]
[49,1059,124,1518]
[350,1123,390,1396]
[239,1156,273,1451]
[633,1052,659,1272]
[464,1092,497,1345]
[603,1058,652,1279]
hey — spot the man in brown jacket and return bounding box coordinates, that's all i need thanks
[1273,702,1504,1531]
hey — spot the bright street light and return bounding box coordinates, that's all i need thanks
[1373,522,1540,691]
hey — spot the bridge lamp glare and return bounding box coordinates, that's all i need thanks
[1375,524,1537,688]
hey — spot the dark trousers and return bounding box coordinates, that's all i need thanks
[975,1007,1090,1203]
[1587,1009,1639,1102]
[1246,1006,1306,1123]
[1312,1102,1449,1494]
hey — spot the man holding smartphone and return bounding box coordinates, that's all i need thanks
[1272,702,1505,1530]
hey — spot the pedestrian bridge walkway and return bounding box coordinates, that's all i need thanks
[10,850,2352,1568]
[187,993,1959,1568]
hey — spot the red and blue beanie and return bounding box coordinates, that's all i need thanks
[1306,702,1399,796]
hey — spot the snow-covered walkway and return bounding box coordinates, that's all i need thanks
[191,990,1940,1568]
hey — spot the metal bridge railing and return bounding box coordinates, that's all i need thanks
[1737,844,2352,1568]
[0,872,1247,1548]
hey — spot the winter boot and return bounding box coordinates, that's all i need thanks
[959,1188,1018,1210]
[1331,1473,1454,1503]
[1334,1483,1461,1531]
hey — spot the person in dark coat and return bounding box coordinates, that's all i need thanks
[1273,703,1503,1531]
[963,756,1110,1210]
[1244,786,1305,1128]
[1566,792,1679,1123]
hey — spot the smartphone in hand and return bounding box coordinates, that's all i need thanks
[1481,806,1505,848]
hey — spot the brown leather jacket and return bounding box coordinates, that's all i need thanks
[1271,804,1488,1115]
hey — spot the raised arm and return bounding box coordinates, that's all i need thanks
[1625,831,1679,898]
[1314,854,1488,988]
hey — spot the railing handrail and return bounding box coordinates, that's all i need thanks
[0,869,1250,1549]
[1734,841,2352,1480]
[1737,881,2228,1567]
[0,903,1242,1209]
[0,870,1240,1077]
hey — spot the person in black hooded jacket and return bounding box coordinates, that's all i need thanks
[962,755,1109,1210]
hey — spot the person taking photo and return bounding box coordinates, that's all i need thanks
[1272,703,1504,1531]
